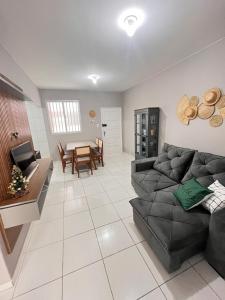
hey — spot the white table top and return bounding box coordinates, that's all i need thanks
[66,141,97,151]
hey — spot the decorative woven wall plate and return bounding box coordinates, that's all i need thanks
[220,107,225,118]
[209,115,223,127]
[198,103,215,119]
[216,96,225,109]
[89,110,96,118]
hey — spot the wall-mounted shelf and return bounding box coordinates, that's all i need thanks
[0,158,53,253]
[0,73,31,102]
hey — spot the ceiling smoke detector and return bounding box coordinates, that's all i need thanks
[118,8,145,37]
[88,74,100,85]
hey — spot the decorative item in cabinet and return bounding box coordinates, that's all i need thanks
[134,107,160,159]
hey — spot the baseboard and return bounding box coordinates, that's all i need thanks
[0,280,13,292]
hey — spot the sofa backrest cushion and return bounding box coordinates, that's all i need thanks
[182,152,225,187]
[153,143,195,182]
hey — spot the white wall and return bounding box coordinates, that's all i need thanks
[0,44,41,289]
[0,43,40,105]
[0,243,11,290]
[123,39,225,156]
[39,89,123,160]
[25,101,50,158]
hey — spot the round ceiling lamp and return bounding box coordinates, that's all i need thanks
[118,8,145,37]
[88,74,100,85]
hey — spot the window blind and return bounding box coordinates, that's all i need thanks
[47,101,81,133]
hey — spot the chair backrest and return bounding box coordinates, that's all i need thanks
[98,139,103,154]
[74,146,91,158]
[59,142,64,151]
[57,144,64,160]
[95,137,99,147]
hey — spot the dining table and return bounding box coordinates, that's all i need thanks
[66,140,97,174]
[66,141,97,151]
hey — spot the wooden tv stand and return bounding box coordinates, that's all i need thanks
[0,158,53,253]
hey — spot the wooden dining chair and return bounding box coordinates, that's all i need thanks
[92,138,104,167]
[95,137,99,150]
[59,142,71,155]
[57,144,72,173]
[73,146,93,177]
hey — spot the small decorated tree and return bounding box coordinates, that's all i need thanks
[8,165,29,196]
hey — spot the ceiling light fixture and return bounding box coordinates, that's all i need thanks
[88,74,100,85]
[118,8,145,37]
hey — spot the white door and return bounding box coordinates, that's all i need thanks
[100,107,122,155]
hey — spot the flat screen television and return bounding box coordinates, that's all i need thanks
[11,141,38,179]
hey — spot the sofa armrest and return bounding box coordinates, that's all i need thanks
[131,157,157,174]
[205,208,225,278]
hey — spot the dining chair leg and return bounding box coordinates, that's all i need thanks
[92,159,97,170]
[76,166,80,178]
[72,157,74,174]
[90,163,93,175]
[63,162,66,173]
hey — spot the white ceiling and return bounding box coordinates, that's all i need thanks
[0,0,225,92]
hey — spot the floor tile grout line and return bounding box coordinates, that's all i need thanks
[25,240,63,254]
[11,225,36,299]
[12,277,63,299]
[62,242,144,279]
[120,217,145,247]
[62,258,103,278]
[158,265,194,287]
[85,193,115,300]
[129,231,199,299]
[134,242,160,288]
[135,285,162,300]
[54,171,219,299]
[25,215,142,255]
[159,287,168,300]
[192,264,222,300]
[52,206,217,300]
[11,157,146,299]
[27,230,143,265]
[87,187,157,300]
[12,179,66,299]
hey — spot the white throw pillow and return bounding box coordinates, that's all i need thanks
[202,180,225,214]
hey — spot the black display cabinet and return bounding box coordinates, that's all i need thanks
[134,107,160,159]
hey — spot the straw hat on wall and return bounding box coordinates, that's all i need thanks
[203,88,221,106]
[176,95,198,125]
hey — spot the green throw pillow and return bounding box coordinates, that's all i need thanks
[174,178,213,211]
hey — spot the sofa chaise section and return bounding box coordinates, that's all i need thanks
[130,144,225,275]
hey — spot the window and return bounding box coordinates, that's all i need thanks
[47,101,81,133]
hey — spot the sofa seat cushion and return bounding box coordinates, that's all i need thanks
[130,186,210,251]
[132,169,177,195]
[182,152,225,187]
[153,143,195,182]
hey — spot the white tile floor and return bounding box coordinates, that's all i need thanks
[1,153,225,300]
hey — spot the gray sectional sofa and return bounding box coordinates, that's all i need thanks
[130,143,225,277]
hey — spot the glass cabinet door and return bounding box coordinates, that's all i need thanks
[135,108,159,159]
[136,134,141,156]
[141,136,147,157]
[136,113,141,135]
[141,113,147,136]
